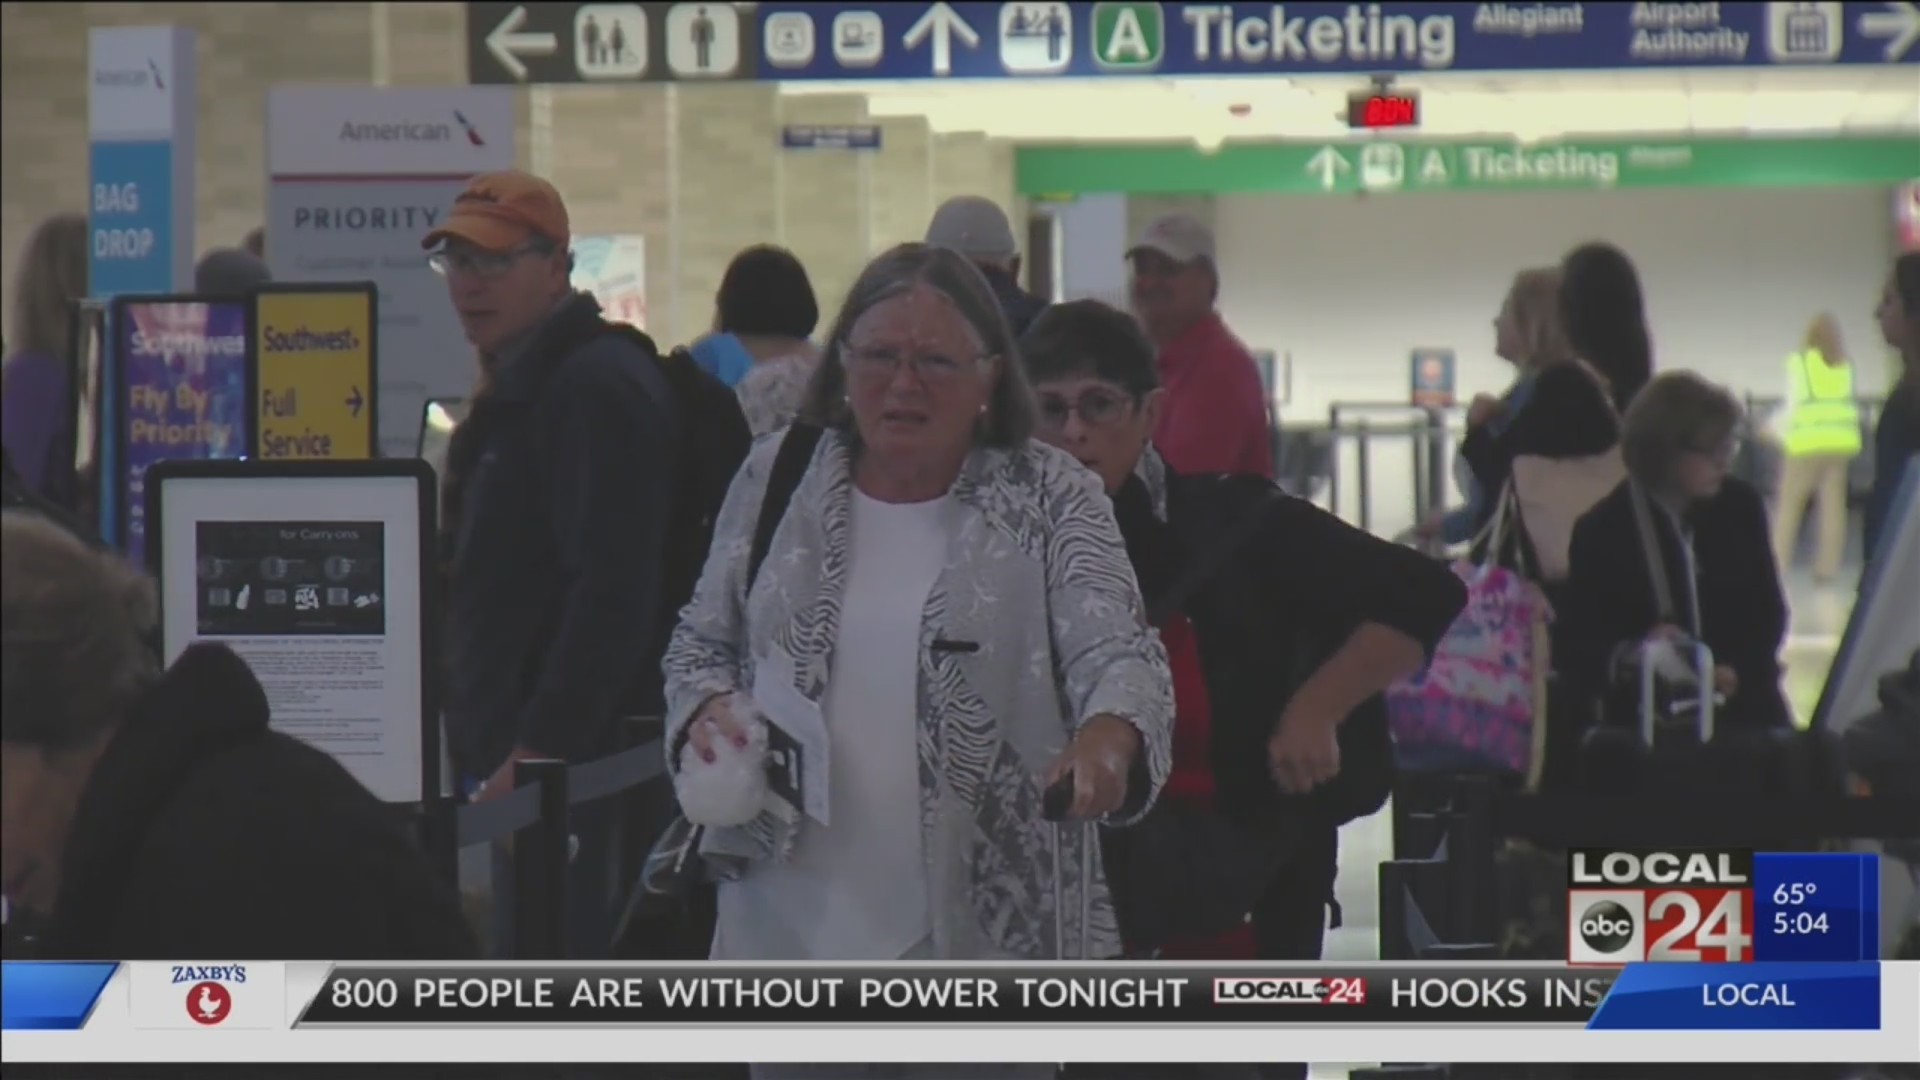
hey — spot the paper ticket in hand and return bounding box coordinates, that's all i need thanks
[752,648,830,826]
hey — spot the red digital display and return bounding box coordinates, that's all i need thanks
[1349,92,1420,129]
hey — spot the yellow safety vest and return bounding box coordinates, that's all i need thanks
[1784,348,1861,457]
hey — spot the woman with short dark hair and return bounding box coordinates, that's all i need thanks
[689,245,823,436]
[1019,299,1465,974]
[1557,371,1793,733]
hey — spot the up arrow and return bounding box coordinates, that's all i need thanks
[486,4,558,81]
[903,2,981,77]
[1859,2,1920,61]
[1306,147,1350,191]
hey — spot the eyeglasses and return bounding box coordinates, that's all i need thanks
[428,244,547,280]
[1689,438,1741,468]
[1037,389,1135,430]
[841,343,989,386]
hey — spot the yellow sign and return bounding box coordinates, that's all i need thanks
[253,286,377,460]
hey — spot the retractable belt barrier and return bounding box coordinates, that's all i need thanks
[449,734,667,961]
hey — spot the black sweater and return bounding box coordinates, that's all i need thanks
[1557,477,1793,733]
[1461,361,1620,567]
[41,645,477,961]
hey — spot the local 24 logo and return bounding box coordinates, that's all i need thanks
[1566,849,1756,964]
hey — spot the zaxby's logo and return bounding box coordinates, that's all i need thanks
[171,964,247,1027]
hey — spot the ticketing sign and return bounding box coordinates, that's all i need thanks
[757,2,1920,80]
[252,284,379,461]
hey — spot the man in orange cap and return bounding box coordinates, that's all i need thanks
[425,171,680,958]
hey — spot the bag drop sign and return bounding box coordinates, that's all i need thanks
[253,286,379,460]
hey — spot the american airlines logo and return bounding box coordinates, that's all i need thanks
[338,111,486,146]
[93,59,165,90]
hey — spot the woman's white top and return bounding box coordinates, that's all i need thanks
[713,490,951,960]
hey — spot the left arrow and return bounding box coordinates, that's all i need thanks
[346,386,364,417]
[487,5,558,81]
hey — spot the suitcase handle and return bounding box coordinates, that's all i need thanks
[1638,638,1716,744]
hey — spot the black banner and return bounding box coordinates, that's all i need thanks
[298,965,1617,1026]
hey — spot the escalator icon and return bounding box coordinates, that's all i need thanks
[1360,144,1406,191]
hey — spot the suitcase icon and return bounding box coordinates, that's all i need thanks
[1767,2,1842,61]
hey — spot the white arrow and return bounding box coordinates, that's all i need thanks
[903,2,981,77]
[486,4,557,81]
[1859,2,1920,61]
[1306,147,1350,191]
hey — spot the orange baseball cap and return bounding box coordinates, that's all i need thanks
[421,170,571,253]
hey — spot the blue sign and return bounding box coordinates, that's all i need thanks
[1586,961,1880,1031]
[757,2,1920,80]
[87,140,178,299]
[783,124,885,149]
[1409,347,1456,408]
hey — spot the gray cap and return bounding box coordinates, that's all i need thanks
[194,248,271,295]
[1128,213,1216,265]
[925,196,1018,261]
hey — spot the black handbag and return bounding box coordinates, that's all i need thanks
[623,424,823,923]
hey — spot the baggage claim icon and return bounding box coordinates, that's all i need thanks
[187,981,232,1026]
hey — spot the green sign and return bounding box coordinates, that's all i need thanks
[1016,137,1920,197]
[1092,2,1164,71]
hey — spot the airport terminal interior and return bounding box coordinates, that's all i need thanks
[2,2,1919,1077]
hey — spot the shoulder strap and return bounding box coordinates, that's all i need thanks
[747,424,825,590]
[1149,481,1281,627]
[1628,480,1678,623]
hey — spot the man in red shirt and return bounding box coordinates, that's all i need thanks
[1127,213,1274,478]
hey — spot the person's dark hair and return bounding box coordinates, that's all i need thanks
[1019,300,1160,397]
[715,245,819,340]
[1620,371,1743,488]
[798,243,1037,449]
[1894,251,1920,327]
[194,248,272,296]
[1560,242,1653,413]
[242,226,265,260]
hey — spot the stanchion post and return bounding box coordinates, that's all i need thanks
[1327,405,1344,518]
[1356,420,1374,534]
[511,758,571,960]
[1423,406,1449,518]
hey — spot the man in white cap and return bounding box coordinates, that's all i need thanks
[925,195,1048,336]
[1128,212,1272,479]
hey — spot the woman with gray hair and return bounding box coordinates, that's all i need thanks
[0,510,476,959]
[662,244,1172,1036]
[1557,371,1793,734]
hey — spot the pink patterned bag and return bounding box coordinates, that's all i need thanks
[1387,486,1551,778]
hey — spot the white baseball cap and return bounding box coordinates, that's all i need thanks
[1128,213,1216,265]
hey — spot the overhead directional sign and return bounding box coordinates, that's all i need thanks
[1017,136,1920,197]
[467,2,761,84]
[757,2,1920,80]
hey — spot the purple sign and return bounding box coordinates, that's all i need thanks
[117,299,251,564]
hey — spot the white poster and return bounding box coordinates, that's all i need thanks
[571,234,647,329]
[155,471,428,803]
[265,85,516,457]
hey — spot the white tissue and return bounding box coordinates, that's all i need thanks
[1643,639,1702,688]
[676,700,772,828]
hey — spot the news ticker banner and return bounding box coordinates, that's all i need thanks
[6,962,1915,1065]
[1564,849,1880,965]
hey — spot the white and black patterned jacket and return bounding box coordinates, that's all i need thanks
[663,428,1174,960]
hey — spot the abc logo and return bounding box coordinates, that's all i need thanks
[1578,900,1637,954]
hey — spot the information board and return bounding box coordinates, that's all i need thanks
[252,283,378,461]
[146,458,439,805]
[109,295,253,563]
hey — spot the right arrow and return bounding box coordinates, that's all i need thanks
[1306,147,1351,191]
[486,4,557,81]
[1859,2,1920,61]
[903,2,981,77]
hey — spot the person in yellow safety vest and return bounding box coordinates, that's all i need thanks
[1771,312,1863,583]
